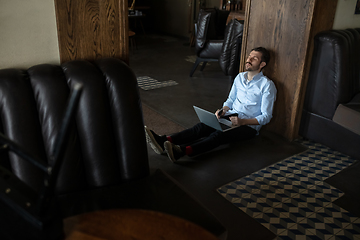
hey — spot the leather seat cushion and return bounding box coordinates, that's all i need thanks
[333,93,360,135]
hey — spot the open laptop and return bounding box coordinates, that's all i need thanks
[193,106,235,132]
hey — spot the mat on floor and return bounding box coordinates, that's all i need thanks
[217,139,360,239]
[137,76,178,90]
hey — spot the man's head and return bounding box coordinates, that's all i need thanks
[245,47,270,72]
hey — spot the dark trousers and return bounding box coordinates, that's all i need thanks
[170,123,257,156]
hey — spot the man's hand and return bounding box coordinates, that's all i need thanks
[229,116,242,126]
[229,117,260,126]
[215,106,229,119]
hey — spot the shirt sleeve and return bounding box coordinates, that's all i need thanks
[255,80,277,125]
[223,74,239,109]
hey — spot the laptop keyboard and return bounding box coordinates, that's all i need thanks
[220,122,232,130]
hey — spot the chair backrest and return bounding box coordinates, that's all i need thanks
[0,58,149,195]
[0,84,83,240]
[303,28,360,119]
[195,9,213,54]
[195,8,230,54]
[219,19,244,77]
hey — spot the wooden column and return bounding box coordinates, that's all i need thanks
[240,0,338,140]
[54,0,129,64]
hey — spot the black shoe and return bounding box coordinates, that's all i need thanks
[164,141,185,163]
[144,126,166,154]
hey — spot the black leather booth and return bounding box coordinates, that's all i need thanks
[300,28,360,160]
[0,58,226,239]
[0,58,149,194]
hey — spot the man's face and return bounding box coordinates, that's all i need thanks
[245,51,266,72]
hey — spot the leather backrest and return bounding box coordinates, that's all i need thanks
[195,9,213,54]
[195,8,230,53]
[303,29,360,119]
[219,19,244,76]
[0,58,149,195]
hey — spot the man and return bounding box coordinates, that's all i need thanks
[145,47,277,162]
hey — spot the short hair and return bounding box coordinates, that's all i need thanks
[251,47,270,68]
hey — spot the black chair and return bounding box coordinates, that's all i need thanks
[190,8,230,77]
[190,9,244,80]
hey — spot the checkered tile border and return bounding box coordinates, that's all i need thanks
[137,76,178,90]
[218,139,360,239]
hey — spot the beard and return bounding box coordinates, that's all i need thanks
[245,62,261,71]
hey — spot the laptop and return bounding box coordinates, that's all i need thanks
[193,106,235,132]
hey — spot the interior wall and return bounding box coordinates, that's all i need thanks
[151,0,191,38]
[206,0,221,8]
[240,0,338,141]
[333,0,360,29]
[0,0,60,69]
[1,0,359,70]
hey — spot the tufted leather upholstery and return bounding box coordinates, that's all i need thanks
[0,58,150,195]
[300,28,360,159]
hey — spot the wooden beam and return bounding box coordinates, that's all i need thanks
[240,0,337,140]
[54,0,129,64]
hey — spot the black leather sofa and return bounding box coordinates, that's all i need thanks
[300,28,360,160]
[0,58,226,239]
[0,58,149,195]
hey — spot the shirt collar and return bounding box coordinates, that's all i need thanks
[244,71,264,83]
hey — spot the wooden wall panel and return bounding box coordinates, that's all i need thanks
[240,0,337,140]
[54,0,129,64]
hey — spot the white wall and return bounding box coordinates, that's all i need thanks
[333,0,360,29]
[0,0,60,69]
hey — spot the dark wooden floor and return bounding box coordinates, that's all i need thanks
[130,34,307,240]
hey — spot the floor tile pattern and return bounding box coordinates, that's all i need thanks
[137,76,178,90]
[218,139,360,239]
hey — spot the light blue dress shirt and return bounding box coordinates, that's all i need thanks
[223,71,277,132]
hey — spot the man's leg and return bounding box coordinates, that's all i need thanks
[165,125,257,162]
[144,126,167,154]
[169,123,216,145]
[144,123,215,155]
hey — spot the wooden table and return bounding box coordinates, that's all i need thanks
[64,209,219,240]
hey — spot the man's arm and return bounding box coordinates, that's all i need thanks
[222,75,240,110]
[231,80,276,126]
[255,81,277,126]
[230,116,259,126]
